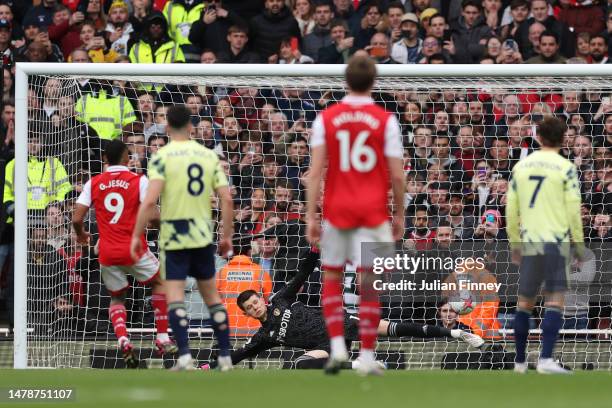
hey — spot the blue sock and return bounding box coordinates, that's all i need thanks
[513,309,531,363]
[541,307,563,360]
[208,304,231,357]
[168,302,190,356]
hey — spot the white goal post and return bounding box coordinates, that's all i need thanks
[13,63,612,369]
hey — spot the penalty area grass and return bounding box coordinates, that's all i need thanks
[1,369,611,408]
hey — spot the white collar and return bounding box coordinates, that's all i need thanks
[342,95,374,105]
[106,165,129,172]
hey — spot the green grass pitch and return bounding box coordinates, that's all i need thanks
[1,370,611,408]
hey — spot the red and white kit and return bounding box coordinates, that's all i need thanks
[76,165,158,295]
[311,95,402,269]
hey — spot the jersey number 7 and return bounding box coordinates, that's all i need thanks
[528,175,546,208]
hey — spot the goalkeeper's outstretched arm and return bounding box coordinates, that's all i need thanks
[271,248,319,302]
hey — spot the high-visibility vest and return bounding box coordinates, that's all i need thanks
[128,40,185,64]
[163,1,204,45]
[458,301,502,339]
[75,90,136,140]
[4,156,72,213]
[217,255,273,336]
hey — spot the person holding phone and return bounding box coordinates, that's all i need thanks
[391,13,421,64]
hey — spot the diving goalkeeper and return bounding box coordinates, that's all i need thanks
[204,248,484,370]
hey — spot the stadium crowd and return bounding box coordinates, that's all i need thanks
[0,0,610,344]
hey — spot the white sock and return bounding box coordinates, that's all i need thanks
[360,349,375,363]
[118,336,129,346]
[450,329,461,339]
[330,336,347,357]
[178,353,192,365]
[156,333,170,342]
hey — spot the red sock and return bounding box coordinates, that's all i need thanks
[358,267,380,351]
[109,304,128,340]
[322,273,345,339]
[151,293,168,334]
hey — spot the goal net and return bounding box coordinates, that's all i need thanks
[12,64,612,370]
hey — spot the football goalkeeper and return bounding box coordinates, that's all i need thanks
[204,248,484,370]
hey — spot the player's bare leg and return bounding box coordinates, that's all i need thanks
[321,268,348,374]
[197,278,233,371]
[166,279,194,371]
[108,292,139,369]
[148,274,177,355]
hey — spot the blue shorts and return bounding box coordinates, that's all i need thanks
[518,244,569,298]
[161,245,216,281]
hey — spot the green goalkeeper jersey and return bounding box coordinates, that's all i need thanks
[506,150,584,256]
[147,140,228,251]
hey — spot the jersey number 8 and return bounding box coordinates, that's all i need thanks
[336,130,377,172]
[187,163,205,196]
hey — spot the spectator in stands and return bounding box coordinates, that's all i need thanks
[429,134,463,186]
[410,125,432,173]
[220,115,242,164]
[352,2,383,51]
[128,11,185,63]
[521,20,546,60]
[285,135,309,192]
[4,133,72,217]
[455,124,484,178]
[47,4,84,58]
[365,32,398,64]
[473,208,506,242]
[500,0,528,40]
[130,0,152,34]
[525,30,567,64]
[162,0,204,61]
[446,193,476,240]
[557,0,605,38]
[194,118,219,150]
[575,31,591,61]
[427,13,446,40]
[200,48,216,63]
[249,0,300,60]
[84,0,106,32]
[301,2,333,63]
[406,205,436,250]
[45,201,67,250]
[0,3,23,44]
[588,34,608,64]
[572,134,594,170]
[135,91,156,136]
[293,0,315,37]
[105,0,134,56]
[217,246,273,336]
[24,0,57,28]
[386,2,404,43]
[516,0,575,59]
[450,0,491,64]
[79,21,119,63]
[75,79,136,141]
[427,181,451,221]
[216,25,260,63]
[418,36,444,63]
[188,0,247,55]
[488,138,513,180]
[236,188,267,235]
[252,228,279,275]
[28,224,66,334]
[318,19,353,64]
[391,12,422,64]
[268,37,310,64]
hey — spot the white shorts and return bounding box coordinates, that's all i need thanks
[100,250,159,295]
[320,220,393,270]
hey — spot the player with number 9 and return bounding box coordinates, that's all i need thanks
[73,140,177,368]
[306,56,406,375]
[131,105,235,371]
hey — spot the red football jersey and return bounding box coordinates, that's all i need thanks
[76,166,148,266]
[311,95,402,228]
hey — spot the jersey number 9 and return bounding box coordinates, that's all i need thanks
[104,192,124,224]
[187,163,205,196]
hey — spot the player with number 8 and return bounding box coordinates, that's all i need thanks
[73,140,177,368]
[131,105,235,371]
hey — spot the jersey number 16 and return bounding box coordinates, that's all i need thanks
[336,130,377,172]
